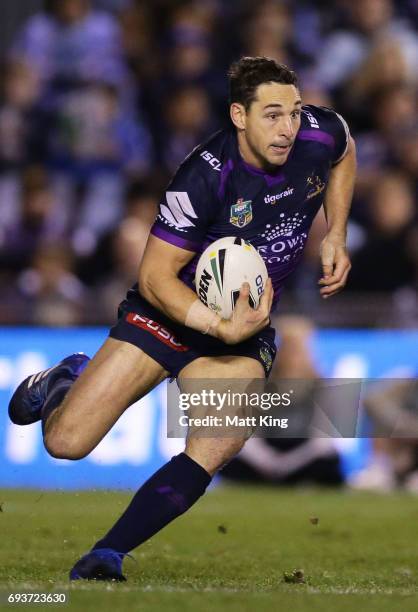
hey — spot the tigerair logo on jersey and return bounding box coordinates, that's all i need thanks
[159,192,198,231]
[306,174,325,200]
[126,313,189,352]
[264,187,294,205]
[229,198,253,228]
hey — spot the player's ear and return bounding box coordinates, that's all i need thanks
[230,102,246,130]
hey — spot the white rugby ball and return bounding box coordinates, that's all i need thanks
[195,237,268,319]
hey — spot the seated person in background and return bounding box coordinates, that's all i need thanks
[221,316,343,486]
[349,378,418,492]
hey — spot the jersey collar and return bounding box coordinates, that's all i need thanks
[231,130,288,186]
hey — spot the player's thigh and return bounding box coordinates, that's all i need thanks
[180,355,264,475]
[45,337,168,453]
[179,354,265,380]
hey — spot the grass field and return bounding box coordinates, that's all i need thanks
[1,485,418,611]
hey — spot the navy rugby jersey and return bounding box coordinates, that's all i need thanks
[149,105,350,308]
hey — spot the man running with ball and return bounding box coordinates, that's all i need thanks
[9,57,356,580]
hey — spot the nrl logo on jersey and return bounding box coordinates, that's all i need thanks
[230,198,253,228]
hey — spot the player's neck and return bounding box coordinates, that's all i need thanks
[236,131,280,175]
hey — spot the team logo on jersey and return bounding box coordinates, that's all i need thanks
[230,198,253,228]
[306,174,325,200]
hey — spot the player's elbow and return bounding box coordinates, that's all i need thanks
[138,261,178,303]
[138,264,153,301]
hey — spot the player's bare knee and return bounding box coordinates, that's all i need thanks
[43,429,89,460]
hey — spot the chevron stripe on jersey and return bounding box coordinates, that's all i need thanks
[160,192,198,229]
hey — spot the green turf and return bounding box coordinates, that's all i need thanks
[0,486,417,611]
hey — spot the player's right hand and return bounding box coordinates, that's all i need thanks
[216,278,273,345]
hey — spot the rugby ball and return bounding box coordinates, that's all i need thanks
[195,237,268,319]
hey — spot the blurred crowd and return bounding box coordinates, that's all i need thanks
[0,0,417,326]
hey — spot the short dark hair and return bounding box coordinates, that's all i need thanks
[228,57,298,110]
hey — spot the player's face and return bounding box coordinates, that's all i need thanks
[240,83,302,168]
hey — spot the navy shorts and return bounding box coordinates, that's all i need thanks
[109,290,277,378]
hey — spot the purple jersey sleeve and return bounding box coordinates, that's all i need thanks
[302,105,350,165]
[150,161,215,253]
[320,107,350,164]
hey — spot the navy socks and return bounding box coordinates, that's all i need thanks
[92,453,212,554]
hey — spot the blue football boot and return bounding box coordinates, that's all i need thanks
[8,353,90,426]
[69,548,127,581]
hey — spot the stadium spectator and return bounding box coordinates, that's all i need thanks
[45,82,153,254]
[354,84,417,206]
[349,378,418,492]
[75,180,159,289]
[0,61,44,170]
[158,85,213,173]
[159,1,226,117]
[97,217,155,322]
[0,61,45,227]
[0,166,64,276]
[240,1,315,74]
[91,181,159,319]
[349,172,416,293]
[118,2,157,81]
[12,241,87,326]
[393,121,418,186]
[241,1,293,66]
[313,0,417,97]
[0,0,417,326]
[10,0,130,92]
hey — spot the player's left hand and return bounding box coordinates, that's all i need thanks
[318,235,351,298]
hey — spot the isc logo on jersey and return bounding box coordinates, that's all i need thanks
[304,109,319,129]
[200,150,222,171]
[195,237,268,319]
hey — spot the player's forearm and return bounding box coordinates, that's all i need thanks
[139,272,222,337]
[323,137,356,241]
[139,269,272,344]
[140,272,200,324]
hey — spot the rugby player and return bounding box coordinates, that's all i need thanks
[8,57,356,581]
